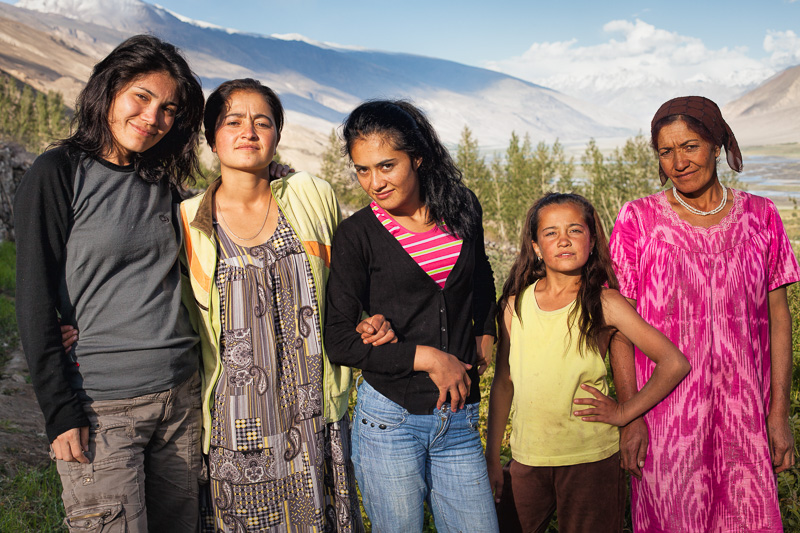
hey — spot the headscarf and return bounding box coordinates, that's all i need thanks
[650,96,743,186]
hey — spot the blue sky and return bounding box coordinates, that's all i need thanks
[145,0,798,68]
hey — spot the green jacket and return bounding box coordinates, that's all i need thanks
[180,172,349,453]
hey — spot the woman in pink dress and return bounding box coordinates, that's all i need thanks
[609,96,799,532]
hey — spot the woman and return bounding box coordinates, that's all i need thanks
[609,96,799,531]
[324,100,499,532]
[180,79,391,533]
[14,35,205,531]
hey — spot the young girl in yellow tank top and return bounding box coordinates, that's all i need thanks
[485,193,691,532]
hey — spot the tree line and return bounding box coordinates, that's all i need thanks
[0,73,69,154]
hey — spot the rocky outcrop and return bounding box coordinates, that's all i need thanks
[0,142,35,242]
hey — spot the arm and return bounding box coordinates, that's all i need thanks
[324,219,418,376]
[324,217,472,409]
[574,289,690,426]
[485,301,514,503]
[608,327,649,479]
[14,148,89,461]
[475,334,494,376]
[766,286,794,473]
[470,193,497,374]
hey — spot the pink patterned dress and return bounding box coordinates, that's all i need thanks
[609,189,799,532]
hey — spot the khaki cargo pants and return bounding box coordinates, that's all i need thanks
[55,372,203,533]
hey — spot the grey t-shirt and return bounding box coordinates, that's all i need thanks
[60,156,198,400]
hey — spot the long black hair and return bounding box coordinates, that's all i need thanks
[204,78,284,149]
[57,34,204,187]
[342,100,479,240]
[499,192,619,354]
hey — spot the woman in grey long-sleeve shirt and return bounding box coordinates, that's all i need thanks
[14,35,205,532]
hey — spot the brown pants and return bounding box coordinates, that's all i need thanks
[509,452,625,533]
[55,372,202,533]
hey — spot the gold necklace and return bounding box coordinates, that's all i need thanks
[216,196,272,241]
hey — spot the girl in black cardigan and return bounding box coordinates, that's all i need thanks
[325,100,499,533]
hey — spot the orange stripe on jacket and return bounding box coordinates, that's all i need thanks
[303,241,331,267]
[180,205,211,293]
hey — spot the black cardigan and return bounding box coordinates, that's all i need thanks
[324,199,496,414]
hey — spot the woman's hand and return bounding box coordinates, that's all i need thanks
[268,161,294,178]
[573,384,630,426]
[767,410,795,473]
[475,335,494,376]
[61,324,78,351]
[356,314,397,346]
[414,346,471,411]
[619,418,649,479]
[486,457,504,504]
[51,426,89,463]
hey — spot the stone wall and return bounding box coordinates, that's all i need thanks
[0,142,35,242]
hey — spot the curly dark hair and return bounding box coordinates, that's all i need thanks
[56,34,204,188]
[342,99,479,240]
[499,192,619,354]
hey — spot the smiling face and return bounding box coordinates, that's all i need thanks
[212,90,279,176]
[105,71,178,165]
[656,119,721,195]
[350,133,422,216]
[532,203,594,276]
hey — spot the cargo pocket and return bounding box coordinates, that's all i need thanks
[64,502,126,532]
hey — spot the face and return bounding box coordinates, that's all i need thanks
[350,134,422,215]
[532,203,594,276]
[212,90,279,175]
[106,71,178,165]
[656,120,721,194]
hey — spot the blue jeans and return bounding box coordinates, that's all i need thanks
[351,380,498,533]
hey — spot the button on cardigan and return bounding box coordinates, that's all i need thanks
[324,199,497,414]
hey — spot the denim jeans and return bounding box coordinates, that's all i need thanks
[351,380,498,533]
[55,371,202,533]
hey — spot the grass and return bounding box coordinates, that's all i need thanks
[0,462,66,532]
[741,143,800,159]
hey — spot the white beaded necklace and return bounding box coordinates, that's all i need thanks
[672,184,727,216]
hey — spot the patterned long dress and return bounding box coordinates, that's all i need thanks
[201,211,363,533]
[609,189,800,532]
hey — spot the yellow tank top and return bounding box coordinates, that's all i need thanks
[509,281,619,467]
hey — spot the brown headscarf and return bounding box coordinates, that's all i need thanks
[650,96,743,186]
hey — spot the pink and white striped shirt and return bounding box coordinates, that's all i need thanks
[371,202,462,288]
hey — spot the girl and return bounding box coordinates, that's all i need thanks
[485,192,690,533]
[14,35,205,532]
[324,100,499,533]
[180,79,392,532]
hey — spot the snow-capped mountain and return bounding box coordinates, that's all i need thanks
[7,0,635,151]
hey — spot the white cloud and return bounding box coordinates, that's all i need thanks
[483,19,778,125]
[764,30,800,69]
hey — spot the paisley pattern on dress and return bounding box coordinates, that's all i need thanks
[609,190,800,532]
[201,211,363,533]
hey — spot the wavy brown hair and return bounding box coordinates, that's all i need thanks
[342,100,479,240]
[499,192,619,354]
[56,35,204,188]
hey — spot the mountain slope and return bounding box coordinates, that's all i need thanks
[723,65,800,146]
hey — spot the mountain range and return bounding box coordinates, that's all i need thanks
[0,0,797,173]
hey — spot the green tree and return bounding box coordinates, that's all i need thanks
[581,134,659,231]
[0,74,68,153]
[318,129,368,210]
